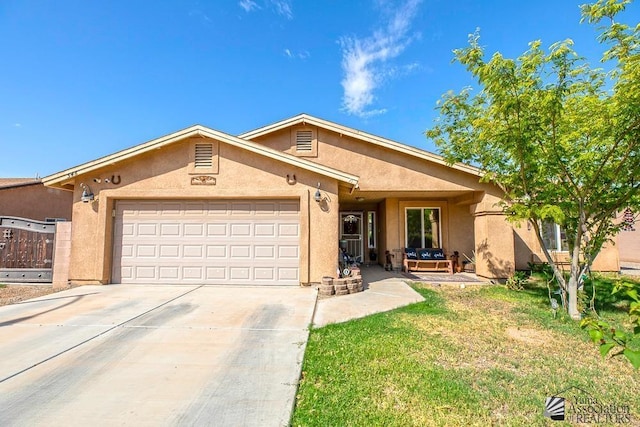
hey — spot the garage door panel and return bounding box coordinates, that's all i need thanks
[229,245,251,258]
[254,268,275,280]
[206,245,227,258]
[254,246,275,259]
[121,223,135,236]
[206,267,227,280]
[121,245,134,258]
[120,266,134,280]
[182,245,203,258]
[278,202,299,215]
[136,245,157,258]
[159,266,179,280]
[254,202,277,215]
[182,267,204,280]
[160,223,181,236]
[135,266,157,280]
[184,202,206,214]
[184,223,205,236]
[137,224,158,236]
[229,267,250,280]
[255,223,275,237]
[160,203,181,215]
[278,246,299,259]
[113,200,300,285]
[230,202,252,215]
[278,268,299,281]
[230,223,251,237]
[159,245,180,258]
[207,202,229,215]
[278,224,299,237]
[207,223,227,236]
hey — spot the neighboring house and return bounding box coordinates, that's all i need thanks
[0,178,73,283]
[617,209,640,264]
[0,178,72,221]
[41,114,619,286]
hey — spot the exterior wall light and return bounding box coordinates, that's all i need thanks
[80,183,95,203]
[314,183,322,203]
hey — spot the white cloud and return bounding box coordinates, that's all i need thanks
[284,48,310,59]
[271,0,293,19]
[239,0,292,19]
[340,0,422,117]
[239,0,260,12]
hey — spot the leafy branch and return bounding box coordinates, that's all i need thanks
[581,280,640,369]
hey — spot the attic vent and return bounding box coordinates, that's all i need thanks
[296,131,313,152]
[195,143,214,168]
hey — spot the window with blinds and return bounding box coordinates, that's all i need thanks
[194,143,214,168]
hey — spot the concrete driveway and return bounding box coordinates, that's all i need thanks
[0,284,317,427]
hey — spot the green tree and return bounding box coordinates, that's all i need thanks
[426,0,640,320]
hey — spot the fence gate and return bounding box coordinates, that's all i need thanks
[0,217,57,283]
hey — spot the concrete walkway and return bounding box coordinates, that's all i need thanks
[621,262,640,276]
[312,267,425,327]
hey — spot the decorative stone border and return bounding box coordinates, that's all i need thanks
[318,268,364,298]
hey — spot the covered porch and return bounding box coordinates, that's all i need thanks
[336,189,517,280]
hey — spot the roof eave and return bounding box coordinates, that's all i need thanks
[42,124,359,188]
[239,114,482,178]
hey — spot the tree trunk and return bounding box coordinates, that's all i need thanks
[568,243,583,320]
[567,274,581,319]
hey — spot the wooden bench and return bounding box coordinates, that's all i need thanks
[530,253,574,272]
[403,248,453,274]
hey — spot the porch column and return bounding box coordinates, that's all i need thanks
[472,197,515,280]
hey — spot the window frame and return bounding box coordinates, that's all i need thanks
[367,211,376,249]
[404,207,442,249]
[540,221,569,252]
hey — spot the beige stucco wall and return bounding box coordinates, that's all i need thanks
[449,203,475,260]
[67,136,340,285]
[254,126,487,192]
[256,125,508,274]
[512,219,620,272]
[252,124,623,275]
[616,211,640,263]
[0,184,72,221]
[471,194,516,279]
[61,120,622,285]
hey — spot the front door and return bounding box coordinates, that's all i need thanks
[340,212,363,263]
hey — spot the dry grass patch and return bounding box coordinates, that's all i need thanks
[293,281,640,426]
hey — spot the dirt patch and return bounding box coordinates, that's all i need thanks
[0,284,69,307]
[505,327,553,346]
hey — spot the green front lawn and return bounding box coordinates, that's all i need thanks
[292,276,640,426]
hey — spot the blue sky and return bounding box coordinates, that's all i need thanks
[1,0,638,177]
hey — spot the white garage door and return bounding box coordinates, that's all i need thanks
[112,200,300,285]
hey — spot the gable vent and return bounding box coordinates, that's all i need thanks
[296,131,313,152]
[195,143,214,168]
